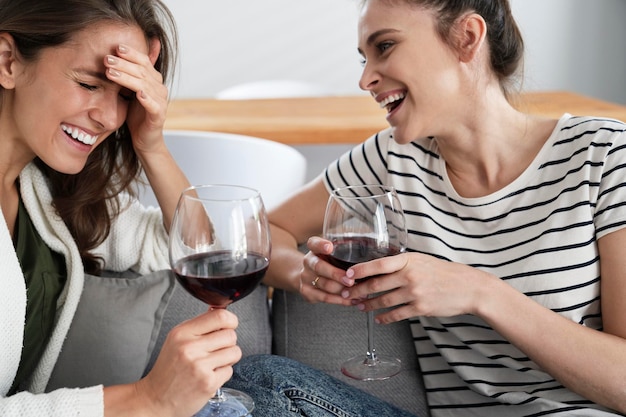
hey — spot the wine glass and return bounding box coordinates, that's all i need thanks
[323,184,407,381]
[169,184,271,417]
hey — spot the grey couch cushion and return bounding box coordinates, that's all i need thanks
[47,269,271,392]
[47,270,175,391]
[272,289,430,416]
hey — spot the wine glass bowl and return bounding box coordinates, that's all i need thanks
[323,184,407,381]
[169,184,271,417]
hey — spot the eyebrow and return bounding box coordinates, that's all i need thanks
[357,28,401,55]
[74,67,110,83]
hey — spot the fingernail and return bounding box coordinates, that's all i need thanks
[346,269,354,278]
[106,56,118,65]
[108,68,121,77]
[118,44,128,53]
[341,277,353,286]
[341,290,350,299]
[357,303,365,311]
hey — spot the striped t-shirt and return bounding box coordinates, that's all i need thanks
[324,114,626,416]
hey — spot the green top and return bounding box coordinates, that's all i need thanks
[10,197,67,394]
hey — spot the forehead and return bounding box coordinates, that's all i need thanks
[63,21,148,56]
[358,1,432,45]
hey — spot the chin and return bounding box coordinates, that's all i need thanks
[41,159,88,175]
[389,126,415,145]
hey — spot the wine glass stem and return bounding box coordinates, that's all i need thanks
[365,301,378,365]
[213,387,225,402]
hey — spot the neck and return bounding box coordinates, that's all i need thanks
[437,87,556,198]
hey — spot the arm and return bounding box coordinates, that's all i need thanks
[103,309,241,417]
[264,177,359,305]
[0,309,240,417]
[344,228,626,413]
[264,177,328,292]
[478,229,626,413]
[104,40,189,232]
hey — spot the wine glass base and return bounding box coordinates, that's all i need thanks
[193,388,254,417]
[341,354,402,381]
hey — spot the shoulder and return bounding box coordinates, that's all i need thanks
[546,114,626,158]
[554,114,626,140]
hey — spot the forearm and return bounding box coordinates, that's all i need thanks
[263,224,304,293]
[264,178,329,293]
[138,143,190,232]
[477,275,626,413]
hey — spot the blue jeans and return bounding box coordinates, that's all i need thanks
[224,354,420,417]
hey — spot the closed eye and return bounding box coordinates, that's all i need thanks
[79,82,97,91]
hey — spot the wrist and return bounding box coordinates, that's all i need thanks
[470,269,506,318]
[103,380,168,417]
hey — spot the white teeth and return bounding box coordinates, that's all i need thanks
[61,124,98,145]
[379,92,406,109]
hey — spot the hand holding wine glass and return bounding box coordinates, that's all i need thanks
[169,184,271,417]
[323,184,407,381]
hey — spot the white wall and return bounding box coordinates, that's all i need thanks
[162,0,626,104]
[511,0,626,104]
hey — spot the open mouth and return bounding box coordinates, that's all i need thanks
[379,92,406,114]
[61,124,98,146]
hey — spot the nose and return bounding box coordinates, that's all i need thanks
[88,90,125,131]
[358,61,379,92]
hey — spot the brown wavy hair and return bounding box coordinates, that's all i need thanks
[0,0,178,273]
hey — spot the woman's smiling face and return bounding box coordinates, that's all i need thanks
[357,0,463,144]
[7,21,147,174]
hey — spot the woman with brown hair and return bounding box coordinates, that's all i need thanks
[0,1,241,415]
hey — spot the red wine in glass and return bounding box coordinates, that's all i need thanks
[323,184,407,381]
[326,236,403,277]
[173,251,269,308]
[169,184,271,417]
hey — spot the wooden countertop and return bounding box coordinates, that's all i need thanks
[165,91,626,145]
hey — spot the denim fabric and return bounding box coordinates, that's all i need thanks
[224,354,421,417]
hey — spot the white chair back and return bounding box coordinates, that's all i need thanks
[139,130,307,210]
[215,80,332,100]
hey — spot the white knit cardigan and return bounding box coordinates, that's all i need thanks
[0,163,169,416]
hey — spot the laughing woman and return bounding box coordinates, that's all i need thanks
[0,1,242,416]
[262,0,626,416]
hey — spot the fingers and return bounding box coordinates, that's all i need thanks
[104,43,168,131]
[186,308,239,335]
[142,309,242,415]
[147,37,161,66]
[298,237,354,305]
[301,274,352,305]
[105,44,164,87]
[304,237,350,285]
[165,309,240,363]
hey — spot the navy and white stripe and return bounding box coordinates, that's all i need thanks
[324,114,626,416]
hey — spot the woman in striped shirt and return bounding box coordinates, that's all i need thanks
[264,0,626,415]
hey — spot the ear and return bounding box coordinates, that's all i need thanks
[0,32,17,89]
[455,13,487,63]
